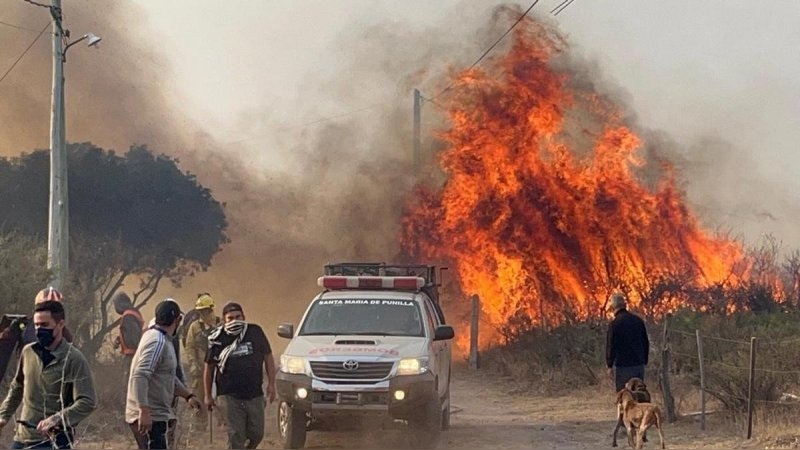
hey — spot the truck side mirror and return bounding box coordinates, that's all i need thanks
[433,325,455,341]
[277,323,294,339]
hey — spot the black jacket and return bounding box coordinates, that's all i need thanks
[606,309,649,368]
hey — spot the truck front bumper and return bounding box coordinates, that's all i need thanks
[276,371,436,420]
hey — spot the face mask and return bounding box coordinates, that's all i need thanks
[36,327,56,347]
[224,320,245,335]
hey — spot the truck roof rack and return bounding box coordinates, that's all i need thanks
[323,262,441,305]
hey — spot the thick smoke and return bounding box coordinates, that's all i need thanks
[1,1,797,336]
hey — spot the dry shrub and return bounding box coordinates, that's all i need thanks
[483,321,606,394]
[666,308,800,428]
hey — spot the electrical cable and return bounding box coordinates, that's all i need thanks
[0,22,49,86]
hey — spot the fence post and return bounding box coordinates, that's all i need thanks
[660,314,677,423]
[746,336,757,439]
[469,294,480,370]
[696,329,706,431]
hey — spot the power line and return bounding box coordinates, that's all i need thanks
[0,20,40,32]
[0,22,49,86]
[430,0,541,100]
[551,0,577,16]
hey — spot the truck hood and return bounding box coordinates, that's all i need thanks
[285,335,428,359]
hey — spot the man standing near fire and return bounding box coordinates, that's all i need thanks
[605,292,650,391]
[183,293,219,431]
[204,302,276,449]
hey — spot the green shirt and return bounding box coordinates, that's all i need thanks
[0,340,97,444]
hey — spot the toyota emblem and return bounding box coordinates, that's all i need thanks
[342,360,359,371]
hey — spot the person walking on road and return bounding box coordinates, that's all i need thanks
[126,299,200,449]
[605,292,650,391]
[204,301,276,449]
[0,300,97,449]
[183,293,219,431]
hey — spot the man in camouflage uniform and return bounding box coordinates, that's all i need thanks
[183,293,219,431]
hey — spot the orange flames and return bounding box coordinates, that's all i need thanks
[401,14,744,341]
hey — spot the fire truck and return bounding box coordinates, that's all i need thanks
[275,262,454,449]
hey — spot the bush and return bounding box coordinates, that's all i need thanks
[483,321,607,393]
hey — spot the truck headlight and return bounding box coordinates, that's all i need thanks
[280,356,307,374]
[397,357,429,375]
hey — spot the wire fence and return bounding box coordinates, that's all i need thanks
[657,318,800,439]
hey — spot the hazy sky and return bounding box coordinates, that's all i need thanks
[2,0,799,326]
[124,1,800,176]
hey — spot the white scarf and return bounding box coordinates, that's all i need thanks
[211,320,247,373]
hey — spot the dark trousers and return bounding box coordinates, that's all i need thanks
[129,420,176,449]
[12,431,74,449]
[614,364,645,392]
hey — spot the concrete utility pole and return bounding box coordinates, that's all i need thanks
[413,88,422,174]
[48,0,68,289]
[22,0,102,289]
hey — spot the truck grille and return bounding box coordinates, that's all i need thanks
[310,361,394,379]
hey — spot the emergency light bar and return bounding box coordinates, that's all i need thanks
[317,276,425,290]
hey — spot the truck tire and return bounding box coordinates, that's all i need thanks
[408,399,442,449]
[278,401,307,449]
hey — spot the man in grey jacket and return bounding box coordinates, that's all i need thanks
[125,299,200,449]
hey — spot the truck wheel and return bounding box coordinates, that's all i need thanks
[278,401,307,449]
[408,399,442,449]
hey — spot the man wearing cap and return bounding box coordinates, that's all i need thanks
[183,293,219,430]
[126,299,201,449]
[605,292,650,392]
[204,302,276,449]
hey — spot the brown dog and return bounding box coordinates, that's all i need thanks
[612,378,651,447]
[615,388,665,449]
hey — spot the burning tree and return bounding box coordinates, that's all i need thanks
[401,9,745,343]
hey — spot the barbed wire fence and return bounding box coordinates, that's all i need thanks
[656,314,800,440]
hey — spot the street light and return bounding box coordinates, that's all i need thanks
[26,0,102,289]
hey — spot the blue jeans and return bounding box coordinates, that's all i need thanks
[12,431,73,449]
[614,364,645,392]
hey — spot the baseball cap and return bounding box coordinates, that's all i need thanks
[155,298,183,325]
[222,301,243,316]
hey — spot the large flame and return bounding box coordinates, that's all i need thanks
[401,13,744,342]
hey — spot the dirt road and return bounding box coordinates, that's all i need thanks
[251,367,763,450]
[28,366,784,449]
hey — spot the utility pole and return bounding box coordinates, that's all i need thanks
[24,0,102,289]
[413,88,421,175]
[48,0,68,289]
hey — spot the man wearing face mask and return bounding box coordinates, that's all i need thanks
[126,299,201,449]
[204,302,276,449]
[0,300,97,449]
[182,293,219,431]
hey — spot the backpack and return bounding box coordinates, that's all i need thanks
[119,309,144,356]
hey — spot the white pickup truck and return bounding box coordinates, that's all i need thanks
[275,263,454,449]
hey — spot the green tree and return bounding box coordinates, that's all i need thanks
[0,142,229,361]
[0,232,51,313]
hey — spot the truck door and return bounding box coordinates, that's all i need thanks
[423,297,450,400]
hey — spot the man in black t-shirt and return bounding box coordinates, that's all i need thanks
[204,302,276,449]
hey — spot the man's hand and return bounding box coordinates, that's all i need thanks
[188,396,202,411]
[205,396,216,412]
[266,384,276,404]
[36,415,60,434]
[137,408,153,434]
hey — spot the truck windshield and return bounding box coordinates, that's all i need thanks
[299,298,424,337]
